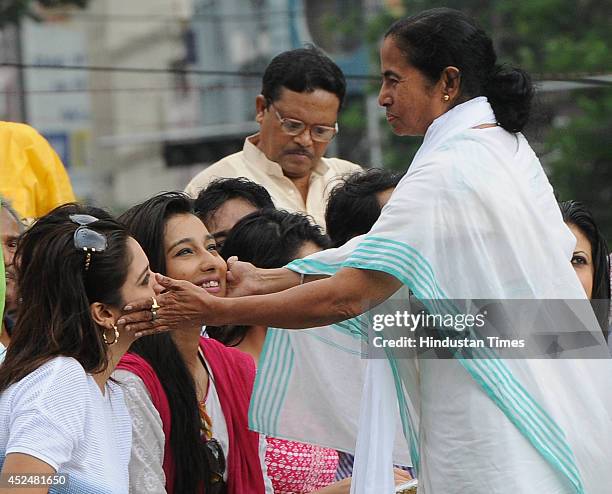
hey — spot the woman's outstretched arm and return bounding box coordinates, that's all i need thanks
[120,267,401,337]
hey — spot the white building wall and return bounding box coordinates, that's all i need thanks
[86,0,200,210]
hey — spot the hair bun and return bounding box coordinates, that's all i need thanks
[485,65,534,133]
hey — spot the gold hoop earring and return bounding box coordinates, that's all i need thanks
[443,94,450,101]
[103,324,120,346]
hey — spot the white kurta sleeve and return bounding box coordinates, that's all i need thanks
[113,369,167,494]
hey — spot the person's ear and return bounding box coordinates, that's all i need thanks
[440,66,461,103]
[255,95,267,124]
[90,302,118,330]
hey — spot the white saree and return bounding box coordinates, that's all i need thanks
[249,98,612,493]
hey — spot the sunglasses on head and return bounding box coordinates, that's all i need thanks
[69,214,108,271]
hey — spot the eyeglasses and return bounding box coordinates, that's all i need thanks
[69,214,108,271]
[269,103,338,142]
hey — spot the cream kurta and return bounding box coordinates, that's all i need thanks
[184,134,361,228]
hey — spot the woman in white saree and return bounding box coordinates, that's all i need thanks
[120,8,612,494]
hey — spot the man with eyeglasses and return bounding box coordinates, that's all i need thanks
[185,47,362,229]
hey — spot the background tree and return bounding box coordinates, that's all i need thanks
[0,0,89,27]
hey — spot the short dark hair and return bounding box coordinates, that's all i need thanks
[326,168,403,248]
[261,46,346,109]
[209,209,330,346]
[194,177,274,224]
[0,203,131,391]
[386,8,534,133]
[559,200,611,336]
[221,209,330,268]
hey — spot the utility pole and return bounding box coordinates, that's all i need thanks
[15,19,27,123]
[366,94,383,166]
[364,0,384,166]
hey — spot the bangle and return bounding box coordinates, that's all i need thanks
[300,273,305,285]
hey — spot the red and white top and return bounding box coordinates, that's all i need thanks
[265,437,338,494]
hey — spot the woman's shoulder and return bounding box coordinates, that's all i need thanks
[201,337,254,365]
[116,352,160,383]
[115,353,169,410]
[112,369,162,428]
[414,128,526,188]
[200,337,255,382]
[112,369,156,408]
[1,357,88,409]
[436,127,521,164]
[12,356,89,392]
[113,368,150,394]
[2,357,93,432]
[39,355,86,373]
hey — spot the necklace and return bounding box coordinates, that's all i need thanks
[197,348,214,440]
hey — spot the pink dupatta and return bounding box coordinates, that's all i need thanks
[117,336,265,494]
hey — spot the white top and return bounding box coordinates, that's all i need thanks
[0,342,5,364]
[184,134,362,228]
[0,356,132,493]
[113,370,166,494]
[115,360,273,494]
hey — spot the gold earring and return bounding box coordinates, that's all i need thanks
[443,94,450,101]
[103,324,120,346]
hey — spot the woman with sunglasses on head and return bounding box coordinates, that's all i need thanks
[114,192,269,494]
[0,204,155,493]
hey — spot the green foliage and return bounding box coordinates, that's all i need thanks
[382,134,422,172]
[497,0,611,73]
[0,0,30,25]
[339,99,367,131]
[0,0,89,27]
[545,89,612,241]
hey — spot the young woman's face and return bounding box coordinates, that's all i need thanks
[119,237,156,304]
[567,223,594,299]
[164,213,228,297]
[91,236,153,344]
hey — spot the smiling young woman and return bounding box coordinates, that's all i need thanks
[115,192,270,494]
